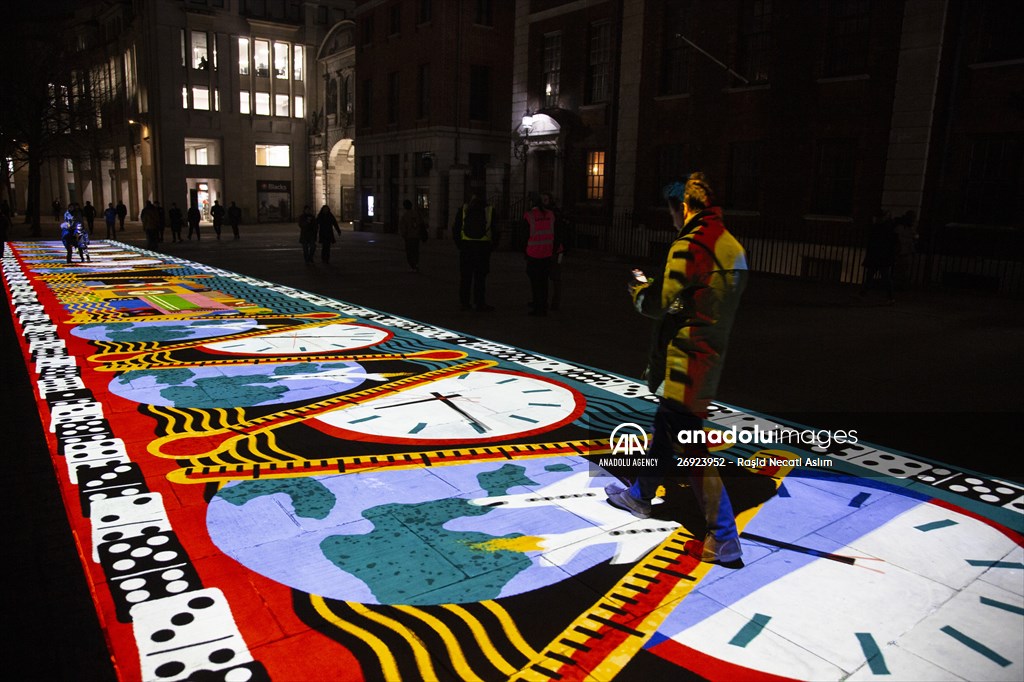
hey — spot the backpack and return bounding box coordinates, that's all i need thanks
[462,204,489,239]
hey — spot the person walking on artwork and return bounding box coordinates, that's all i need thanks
[116,201,127,231]
[155,201,166,243]
[140,200,160,251]
[82,201,96,236]
[187,204,202,240]
[316,204,341,264]
[103,202,117,239]
[523,195,559,316]
[452,192,497,311]
[168,203,184,242]
[861,210,897,304]
[211,200,225,240]
[227,201,242,240]
[398,199,426,272]
[605,173,749,567]
[298,205,316,263]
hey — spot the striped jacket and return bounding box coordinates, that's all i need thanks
[631,206,748,413]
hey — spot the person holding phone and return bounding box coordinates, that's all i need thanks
[606,172,749,566]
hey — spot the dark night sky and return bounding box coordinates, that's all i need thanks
[10,0,78,23]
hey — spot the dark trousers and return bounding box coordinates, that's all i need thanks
[631,401,739,543]
[145,230,160,252]
[230,222,240,238]
[105,222,116,239]
[862,265,894,298]
[320,243,333,263]
[404,237,421,270]
[526,256,551,314]
[188,223,201,240]
[459,245,491,308]
[301,242,316,263]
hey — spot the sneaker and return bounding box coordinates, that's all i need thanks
[606,489,652,519]
[685,534,742,564]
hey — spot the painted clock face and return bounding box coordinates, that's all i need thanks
[200,322,391,355]
[646,471,1024,681]
[311,369,585,444]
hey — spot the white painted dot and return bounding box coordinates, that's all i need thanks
[995,487,1015,495]
[973,486,991,494]
[112,559,136,572]
[224,668,254,682]
[166,580,190,594]
[964,478,983,485]
[980,494,1000,503]
[161,569,185,581]
[147,535,170,546]
[918,476,936,483]
[109,543,131,554]
[125,590,150,604]
[154,551,179,562]
[130,547,153,558]
[933,469,951,476]
[120,578,147,591]
[86,480,103,488]
[121,488,142,496]
[949,485,968,493]
[101,473,117,480]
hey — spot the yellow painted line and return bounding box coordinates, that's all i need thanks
[441,603,518,677]
[349,602,439,681]
[394,605,486,682]
[309,595,401,681]
[482,600,540,660]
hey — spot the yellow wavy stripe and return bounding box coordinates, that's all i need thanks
[481,601,539,660]
[440,604,518,677]
[394,606,485,682]
[310,596,401,681]
[348,602,438,681]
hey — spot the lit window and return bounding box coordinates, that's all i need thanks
[214,89,220,111]
[255,144,290,167]
[192,86,210,110]
[294,95,304,118]
[586,150,606,200]
[543,33,561,108]
[238,37,250,75]
[240,90,250,114]
[275,93,289,117]
[255,92,270,116]
[182,86,188,109]
[293,45,303,81]
[191,31,209,70]
[254,40,270,77]
[185,138,220,165]
[273,41,288,79]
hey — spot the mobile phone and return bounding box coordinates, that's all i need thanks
[632,269,648,283]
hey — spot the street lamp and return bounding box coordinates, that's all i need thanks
[513,111,535,210]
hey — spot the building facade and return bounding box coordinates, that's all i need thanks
[513,0,1022,265]
[352,0,514,233]
[16,0,353,224]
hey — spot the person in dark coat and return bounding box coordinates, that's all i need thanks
[316,205,341,263]
[187,204,202,240]
[103,203,117,239]
[298,205,316,263]
[82,201,96,235]
[227,202,242,239]
[211,200,225,239]
[861,210,898,303]
[168,203,184,242]
[115,201,127,231]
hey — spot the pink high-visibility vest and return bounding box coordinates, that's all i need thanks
[525,208,556,258]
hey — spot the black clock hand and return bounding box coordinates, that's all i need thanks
[375,392,463,409]
[436,393,490,433]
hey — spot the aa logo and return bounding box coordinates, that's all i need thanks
[610,423,649,456]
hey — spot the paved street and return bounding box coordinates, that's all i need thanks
[3,220,1022,681]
